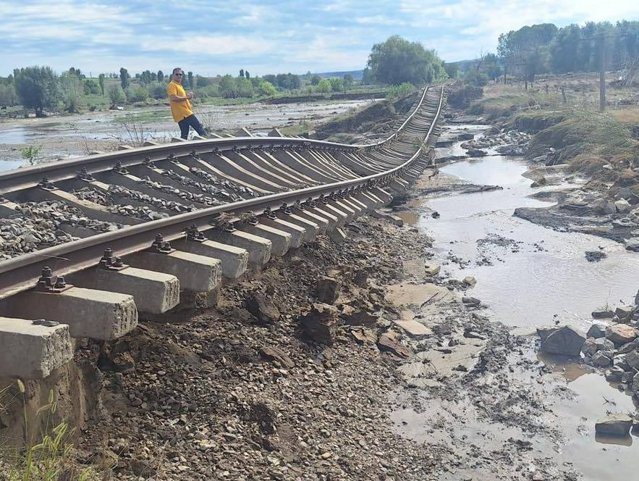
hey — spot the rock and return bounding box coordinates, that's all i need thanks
[605,366,625,382]
[340,307,378,327]
[586,323,607,338]
[591,310,614,320]
[615,199,632,213]
[623,349,639,370]
[351,328,378,344]
[536,327,557,342]
[462,296,481,307]
[624,238,639,252]
[299,303,340,345]
[466,149,487,157]
[245,292,281,325]
[540,326,586,357]
[530,177,547,188]
[615,306,635,322]
[581,338,598,357]
[591,351,613,368]
[424,263,441,276]
[595,414,633,437]
[632,372,639,393]
[259,346,294,369]
[606,325,638,346]
[377,332,411,358]
[462,276,477,287]
[112,352,136,373]
[585,251,606,262]
[314,277,340,304]
[594,337,615,351]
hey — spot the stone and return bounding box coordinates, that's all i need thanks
[351,328,378,344]
[299,303,340,345]
[540,326,586,357]
[595,414,633,437]
[591,351,612,368]
[259,346,294,369]
[424,263,441,276]
[624,349,639,370]
[615,199,631,213]
[536,327,557,342]
[462,276,477,287]
[462,296,481,307]
[615,306,635,322]
[605,366,625,383]
[315,277,340,304]
[591,310,614,320]
[340,307,378,327]
[581,338,598,357]
[377,332,412,358]
[632,372,639,393]
[594,337,615,351]
[245,292,281,325]
[606,325,638,346]
[586,323,607,338]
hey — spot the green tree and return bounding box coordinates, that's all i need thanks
[139,70,153,85]
[343,74,354,89]
[98,73,105,95]
[126,86,149,103]
[310,74,321,85]
[57,72,85,112]
[119,67,130,89]
[236,77,254,97]
[239,69,245,78]
[498,24,557,87]
[0,83,19,106]
[157,70,165,83]
[219,75,238,98]
[13,66,58,117]
[83,79,101,95]
[258,80,277,96]
[329,77,344,92]
[317,78,331,94]
[187,71,194,89]
[245,71,250,79]
[367,35,447,85]
[107,84,125,107]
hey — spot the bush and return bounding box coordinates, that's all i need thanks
[126,86,149,103]
[107,84,125,107]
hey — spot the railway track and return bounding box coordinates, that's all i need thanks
[0,86,445,379]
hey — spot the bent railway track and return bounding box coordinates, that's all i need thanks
[0,86,445,379]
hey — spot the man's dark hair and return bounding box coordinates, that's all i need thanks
[172,67,182,75]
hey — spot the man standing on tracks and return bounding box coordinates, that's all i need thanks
[167,67,207,140]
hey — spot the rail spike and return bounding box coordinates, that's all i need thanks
[35,266,72,293]
[151,234,175,254]
[99,248,128,271]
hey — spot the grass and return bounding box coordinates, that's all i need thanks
[0,382,104,481]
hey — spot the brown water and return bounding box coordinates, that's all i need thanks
[407,126,639,480]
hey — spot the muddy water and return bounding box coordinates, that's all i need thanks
[411,128,639,480]
[0,99,374,170]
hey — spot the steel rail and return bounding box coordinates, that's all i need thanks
[0,86,444,299]
[0,87,429,196]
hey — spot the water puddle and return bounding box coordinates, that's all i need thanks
[408,126,639,480]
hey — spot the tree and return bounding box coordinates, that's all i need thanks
[157,70,165,83]
[329,77,344,92]
[139,70,153,85]
[343,74,354,89]
[119,67,130,89]
[107,84,125,107]
[498,24,557,87]
[98,73,105,95]
[259,80,276,96]
[239,69,245,78]
[317,79,332,94]
[219,75,238,98]
[245,71,250,79]
[13,66,58,117]
[310,74,321,85]
[0,84,19,107]
[367,35,447,85]
[187,71,194,89]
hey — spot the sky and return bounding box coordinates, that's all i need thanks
[1,0,639,78]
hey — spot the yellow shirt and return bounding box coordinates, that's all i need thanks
[167,80,193,122]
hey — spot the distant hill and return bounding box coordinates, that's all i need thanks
[314,69,365,80]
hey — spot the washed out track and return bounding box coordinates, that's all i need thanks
[0,86,445,379]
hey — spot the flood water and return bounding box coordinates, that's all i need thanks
[415,126,639,480]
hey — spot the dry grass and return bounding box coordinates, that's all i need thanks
[609,107,639,125]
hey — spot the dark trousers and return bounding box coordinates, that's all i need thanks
[178,114,206,139]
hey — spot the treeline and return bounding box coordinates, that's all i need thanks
[461,20,639,87]
[0,64,373,117]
